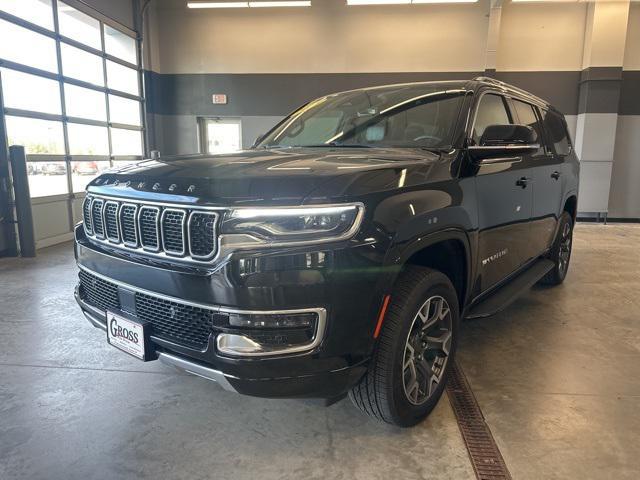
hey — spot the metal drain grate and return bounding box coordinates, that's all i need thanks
[446,361,512,480]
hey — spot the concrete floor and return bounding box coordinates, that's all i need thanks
[1,224,639,480]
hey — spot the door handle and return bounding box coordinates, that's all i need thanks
[516,177,531,188]
[551,171,561,180]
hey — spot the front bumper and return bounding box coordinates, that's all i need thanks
[74,224,383,399]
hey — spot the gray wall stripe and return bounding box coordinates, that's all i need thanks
[145,70,640,118]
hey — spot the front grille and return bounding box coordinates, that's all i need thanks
[189,212,217,258]
[83,197,93,234]
[104,201,119,241]
[78,270,214,350]
[91,198,105,237]
[135,292,214,349]
[78,270,120,312]
[81,194,219,264]
[161,209,185,254]
[139,206,160,250]
[120,204,138,246]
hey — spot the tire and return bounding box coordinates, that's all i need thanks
[539,211,573,286]
[349,266,460,427]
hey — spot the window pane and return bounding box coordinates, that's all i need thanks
[64,84,106,121]
[57,1,101,50]
[72,160,110,192]
[1,68,61,115]
[27,162,68,197]
[0,0,54,29]
[106,60,139,95]
[0,19,58,72]
[512,100,544,156]
[111,128,142,156]
[5,116,64,154]
[108,95,141,126]
[67,123,108,155]
[104,26,136,64]
[541,110,572,156]
[473,94,511,144]
[61,43,104,86]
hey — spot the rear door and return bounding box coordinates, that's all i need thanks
[472,93,534,292]
[511,99,564,257]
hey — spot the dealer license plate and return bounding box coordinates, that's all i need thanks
[106,311,146,360]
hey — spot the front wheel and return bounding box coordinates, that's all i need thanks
[539,211,573,286]
[349,266,459,427]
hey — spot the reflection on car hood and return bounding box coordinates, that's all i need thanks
[87,147,449,206]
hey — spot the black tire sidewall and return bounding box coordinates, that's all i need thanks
[387,271,460,426]
[555,212,573,281]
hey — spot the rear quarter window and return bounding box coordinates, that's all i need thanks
[541,109,572,156]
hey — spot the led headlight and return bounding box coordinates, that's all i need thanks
[220,203,364,248]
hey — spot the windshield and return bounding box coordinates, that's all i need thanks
[257,85,466,149]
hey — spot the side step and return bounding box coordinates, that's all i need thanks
[465,258,554,319]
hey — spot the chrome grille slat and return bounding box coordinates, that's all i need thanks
[91,199,105,238]
[82,196,93,235]
[104,201,120,242]
[82,194,218,264]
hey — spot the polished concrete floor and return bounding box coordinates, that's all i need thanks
[1,224,639,480]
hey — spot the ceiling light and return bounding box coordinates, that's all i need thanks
[188,0,311,7]
[347,0,411,5]
[412,0,478,3]
[187,2,248,8]
[249,1,311,6]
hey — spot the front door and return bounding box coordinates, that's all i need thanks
[471,93,534,292]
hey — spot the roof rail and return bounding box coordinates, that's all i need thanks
[472,76,549,106]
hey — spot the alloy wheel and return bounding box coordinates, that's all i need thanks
[402,295,453,406]
[558,222,572,275]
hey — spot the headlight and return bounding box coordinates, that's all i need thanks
[220,203,364,248]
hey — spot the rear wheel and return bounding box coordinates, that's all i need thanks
[349,266,459,427]
[539,211,573,286]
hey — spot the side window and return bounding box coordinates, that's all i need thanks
[472,94,511,144]
[541,109,572,156]
[512,99,545,156]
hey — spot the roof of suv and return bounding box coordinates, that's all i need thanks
[340,76,555,113]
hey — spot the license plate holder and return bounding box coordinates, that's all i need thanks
[106,311,151,361]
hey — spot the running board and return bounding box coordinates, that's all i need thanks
[465,259,554,319]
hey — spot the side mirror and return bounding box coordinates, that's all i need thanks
[468,124,539,161]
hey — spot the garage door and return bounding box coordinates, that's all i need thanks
[0,0,145,251]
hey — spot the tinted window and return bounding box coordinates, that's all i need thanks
[512,99,545,156]
[258,86,464,149]
[541,110,571,156]
[472,94,511,144]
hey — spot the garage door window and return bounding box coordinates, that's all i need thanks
[0,0,146,199]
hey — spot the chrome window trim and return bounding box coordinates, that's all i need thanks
[187,211,218,261]
[76,264,327,358]
[119,203,139,248]
[137,205,161,252]
[103,200,121,243]
[161,208,187,256]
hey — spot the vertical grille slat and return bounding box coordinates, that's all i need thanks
[82,197,93,235]
[188,212,217,259]
[91,199,105,238]
[120,204,138,246]
[104,201,120,242]
[139,206,160,251]
[81,194,217,263]
[161,209,186,255]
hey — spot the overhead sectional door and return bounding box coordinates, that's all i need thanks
[0,0,145,250]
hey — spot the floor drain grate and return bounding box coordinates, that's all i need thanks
[446,361,512,480]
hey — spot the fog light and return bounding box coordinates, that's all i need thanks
[215,309,326,357]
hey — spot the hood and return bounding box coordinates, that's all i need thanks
[88,148,448,206]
